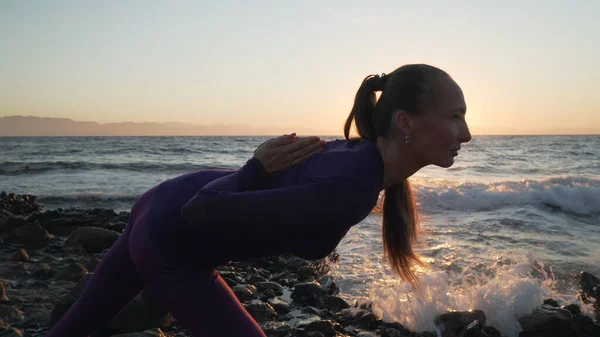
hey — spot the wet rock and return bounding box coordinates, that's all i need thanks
[323,296,350,311]
[380,322,411,337]
[574,312,594,325]
[580,323,600,336]
[49,274,93,326]
[579,271,600,320]
[32,264,55,280]
[255,281,284,296]
[292,281,328,307]
[261,321,292,337]
[354,299,374,312]
[10,224,51,248]
[482,326,502,337]
[337,307,368,322]
[0,216,27,233]
[460,320,485,337]
[65,227,120,253]
[358,312,380,330]
[0,193,42,216]
[301,306,327,316]
[0,281,8,303]
[104,221,127,233]
[7,249,29,262]
[318,275,339,296]
[543,298,560,307]
[0,304,25,325]
[356,332,377,337]
[0,327,23,337]
[305,332,325,337]
[580,271,600,294]
[561,303,581,316]
[436,310,486,335]
[54,263,88,282]
[245,300,277,322]
[267,297,291,314]
[298,266,316,280]
[245,267,270,283]
[83,257,101,272]
[517,305,573,336]
[232,284,257,302]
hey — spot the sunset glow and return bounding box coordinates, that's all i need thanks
[1,1,598,136]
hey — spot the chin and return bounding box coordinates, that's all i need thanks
[434,157,455,168]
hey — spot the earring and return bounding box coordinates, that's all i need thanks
[405,135,412,144]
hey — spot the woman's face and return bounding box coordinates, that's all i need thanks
[409,77,472,168]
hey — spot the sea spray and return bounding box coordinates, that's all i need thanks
[368,252,587,337]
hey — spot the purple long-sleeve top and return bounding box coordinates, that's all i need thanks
[144,138,384,269]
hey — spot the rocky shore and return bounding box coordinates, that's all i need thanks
[0,192,599,337]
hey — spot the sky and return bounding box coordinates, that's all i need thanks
[1,1,599,135]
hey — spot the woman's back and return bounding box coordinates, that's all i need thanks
[144,138,384,268]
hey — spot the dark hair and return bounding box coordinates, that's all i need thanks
[344,64,449,288]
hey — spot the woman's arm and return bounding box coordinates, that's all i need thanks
[199,135,325,193]
[180,176,371,231]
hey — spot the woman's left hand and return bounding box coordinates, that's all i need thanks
[254,133,326,173]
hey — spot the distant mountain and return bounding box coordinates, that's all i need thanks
[0,116,335,136]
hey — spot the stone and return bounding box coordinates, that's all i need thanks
[7,249,29,262]
[303,320,337,336]
[10,224,51,248]
[83,258,101,272]
[0,327,23,337]
[0,281,8,303]
[580,271,600,294]
[54,263,88,282]
[245,300,277,322]
[543,298,560,307]
[65,227,120,253]
[0,304,25,325]
[356,332,377,337]
[482,326,502,337]
[291,281,328,307]
[358,312,380,330]
[0,216,27,233]
[323,296,350,311]
[232,284,257,302]
[255,281,284,296]
[561,303,581,316]
[517,305,573,335]
[267,298,291,314]
[261,321,292,337]
[436,310,486,335]
[32,264,55,280]
[318,275,339,295]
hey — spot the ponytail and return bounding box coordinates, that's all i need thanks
[382,181,422,288]
[344,74,388,141]
[344,65,448,289]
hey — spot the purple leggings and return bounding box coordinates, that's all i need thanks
[46,187,267,337]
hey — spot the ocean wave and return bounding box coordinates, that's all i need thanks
[414,176,600,215]
[0,161,232,174]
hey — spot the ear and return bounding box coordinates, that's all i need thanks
[393,110,412,137]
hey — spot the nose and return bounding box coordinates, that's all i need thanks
[460,123,472,143]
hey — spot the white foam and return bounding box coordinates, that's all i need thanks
[412,176,600,215]
[368,252,585,337]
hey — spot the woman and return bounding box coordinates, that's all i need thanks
[47,63,471,336]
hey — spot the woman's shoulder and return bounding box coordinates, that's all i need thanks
[298,138,383,189]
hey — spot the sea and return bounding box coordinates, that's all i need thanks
[1,135,599,336]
